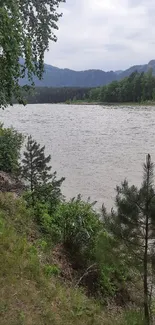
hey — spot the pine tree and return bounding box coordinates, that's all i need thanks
[22,135,65,207]
[104,155,155,325]
[22,136,51,190]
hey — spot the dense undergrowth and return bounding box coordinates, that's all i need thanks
[0,193,144,325]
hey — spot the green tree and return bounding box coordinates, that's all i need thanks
[104,155,155,325]
[0,123,23,174]
[104,81,119,102]
[132,72,144,102]
[22,135,52,192]
[0,0,65,108]
[98,86,105,102]
[22,135,65,207]
[89,88,100,102]
[34,172,65,214]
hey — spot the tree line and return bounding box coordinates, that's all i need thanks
[89,70,155,103]
[22,87,91,104]
[1,123,155,324]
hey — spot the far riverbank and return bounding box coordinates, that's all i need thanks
[66,100,155,106]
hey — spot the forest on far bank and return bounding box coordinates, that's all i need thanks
[88,69,155,103]
[21,87,91,104]
[21,70,155,105]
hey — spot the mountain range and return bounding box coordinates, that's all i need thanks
[20,60,155,88]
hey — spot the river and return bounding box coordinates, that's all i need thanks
[1,104,155,210]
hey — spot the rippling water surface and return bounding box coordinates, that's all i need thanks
[1,104,155,210]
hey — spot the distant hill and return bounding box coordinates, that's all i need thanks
[118,60,155,80]
[20,60,155,88]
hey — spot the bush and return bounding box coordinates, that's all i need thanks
[31,196,102,260]
[44,264,60,277]
[52,197,102,261]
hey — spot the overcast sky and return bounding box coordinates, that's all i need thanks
[44,0,155,71]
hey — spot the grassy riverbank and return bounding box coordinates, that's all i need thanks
[0,192,144,325]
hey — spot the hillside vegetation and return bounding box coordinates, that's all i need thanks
[0,193,104,325]
[0,193,145,325]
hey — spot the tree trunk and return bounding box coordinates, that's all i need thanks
[30,154,35,207]
[143,154,151,325]
[144,222,150,325]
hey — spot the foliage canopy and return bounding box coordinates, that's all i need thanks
[0,0,65,108]
[89,70,155,103]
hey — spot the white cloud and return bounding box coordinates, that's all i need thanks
[44,0,155,71]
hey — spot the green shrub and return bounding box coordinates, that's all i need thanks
[44,264,60,277]
[53,197,101,250]
[36,239,48,251]
[32,202,61,242]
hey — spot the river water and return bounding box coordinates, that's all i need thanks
[1,104,155,210]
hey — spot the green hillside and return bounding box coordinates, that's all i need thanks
[0,192,137,325]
